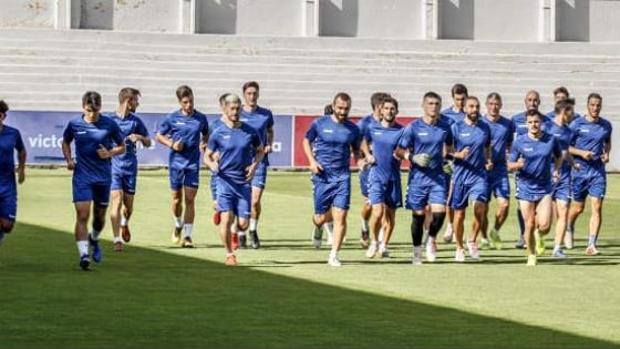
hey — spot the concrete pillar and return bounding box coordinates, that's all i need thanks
[539,0,556,41]
[54,0,72,29]
[423,0,438,40]
[303,0,319,36]
[180,0,196,33]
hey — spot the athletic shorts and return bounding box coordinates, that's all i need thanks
[359,169,370,198]
[552,174,571,202]
[169,167,199,191]
[406,175,447,211]
[516,181,552,203]
[572,166,606,202]
[111,172,137,195]
[0,191,17,221]
[450,176,489,210]
[487,171,510,199]
[209,172,218,201]
[73,180,110,206]
[217,178,251,219]
[368,177,402,209]
[251,161,268,189]
[313,179,351,214]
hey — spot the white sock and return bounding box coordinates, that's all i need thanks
[325,222,334,236]
[77,240,89,256]
[113,236,123,244]
[329,249,338,259]
[238,231,246,237]
[249,218,258,231]
[379,241,387,251]
[378,229,384,243]
[174,216,183,228]
[427,236,435,245]
[361,219,369,232]
[120,217,128,227]
[553,244,561,252]
[90,229,101,241]
[183,224,193,238]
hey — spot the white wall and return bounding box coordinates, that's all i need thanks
[590,0,620,42]
[473,0,539,41]
[0,0,55,28]
[113,0,180,32]
[356,0,424,39]
[236,0,304,36]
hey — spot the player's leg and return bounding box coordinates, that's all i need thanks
[328,179,352,266]
[311,179,333,248]
[534,194,553,257]
[210,173,220,226]
[567,174,588,249]
[119,173,137,244]
[443,176,455,243]
[450,181,468,261]
[552,199,570,258]
[0,193,17,246]
[169,168,184,244]
[87,184,110,263]
[468,200,486,260]
[519,199,537,265]
[359,169,372,248]
[109,190,123,251]
[585,174,606,255]
[220,210,237,266]
[247,185,264,249]
[181,186,198,248]
[74,201,92,270]
[380,206,396,258]
[366,202,384,258]
[425,180,447,262]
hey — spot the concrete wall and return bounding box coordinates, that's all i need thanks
[0,0,55,28]
[2,0,620,42]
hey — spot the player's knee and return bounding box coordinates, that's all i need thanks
[313,214,326,226]
[183,196,195,207]
[237,220,249,231]
[371,205,384,218]
[0,220,14,233]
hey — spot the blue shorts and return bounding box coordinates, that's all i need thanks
[313,179,351,214]
[251,162,268,189]
[359,169,370,198]
[111,172,137,195]
[406,175,447,211]
[487,172,510,199]
[216,178,251,219]
[0,191,17,221]
[450,176,489,210]
[368,178,402,209]
[552,175,571,202]
[169,167,199,191]
[209,172,218,201]
[73,180,110,206]
[572,167,606,202]
[516,181,552,203]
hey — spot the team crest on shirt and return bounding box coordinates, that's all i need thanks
[460,133,471,137]
[76,131,87,134]
[523,147,534,152]
[175,122,186,125]
[223,135,231,139]
[323,129,334,133]
[417,132,428,136]
[580,128,590,133]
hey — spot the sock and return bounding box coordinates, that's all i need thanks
[588,234,597,246]
[90,229,101,241]
[238,231,246,237]
[427,235,436,246]
[553,244,561,252]
[325,222,334,236]
[411,214,425,247]
[378,228,384,242]
[183,224,193,238]
[226,252,234,257]
[429,212,446,238]
[370,239,377,246]
[174,216,183,228]
[379,241,386,251]
[517,208,525,236]
[361,219,369,232]
[76,240,89,257]
[329,249,338,259]
[120,217,128,227]
[249,218,258,231]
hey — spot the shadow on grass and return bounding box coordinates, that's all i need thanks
[0,223,618,349]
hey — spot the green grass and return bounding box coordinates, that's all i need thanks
[1,169,619,349]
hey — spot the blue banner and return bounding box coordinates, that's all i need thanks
[6,111,294,167]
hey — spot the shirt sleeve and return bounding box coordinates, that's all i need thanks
[62,121,74,144]
[568,120,579,146]
[398,125,413,149]
[605,121,612,144]
[206,132,218,152]
[201,116,209,137]
[450,124,458,147]
[158,117,171,136]
[110,121,124,146]
[508,121,515,144]
[305,119,318,142]
[252,129,261,148]
[135,117,150,137]
[266,111,274,129]
[14,129,25,152]
[508,140,520,162]
[351,127,362,152]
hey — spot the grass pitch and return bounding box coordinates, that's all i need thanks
[0,169,619,348]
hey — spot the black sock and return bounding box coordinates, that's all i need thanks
[517,208,525,236]
[411,214,425,247]
[429,212,446,238]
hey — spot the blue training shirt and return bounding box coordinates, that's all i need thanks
[63,114,124,184]
[207,122,261,186]
[481,115,514,172]
[569,115,613,170]
[509,133,562,192]
[305,115,361,183]
[240,106,274,165]
[451,117,491,182]
[158,109,209,171]
[544,119,572,177]
[0,125,25,195]
[441,106,465,125]
[511,111,551,136]
[364,121,403,182]
[110,112,150,175]
[399,117,453,179]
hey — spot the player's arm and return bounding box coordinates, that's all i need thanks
[245,132,265,181]
[484,145,493,171]
[203,147,219,172]
[98,125,126,159]
[156,132,183,152]
[61,141,75,170]
[601,139,612,163]
[16,147,26,184]
[303,122,323,174]
[360,138,375,165]
[507,143,524,172]
[265,126,274,154]
[568,145,594,161]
